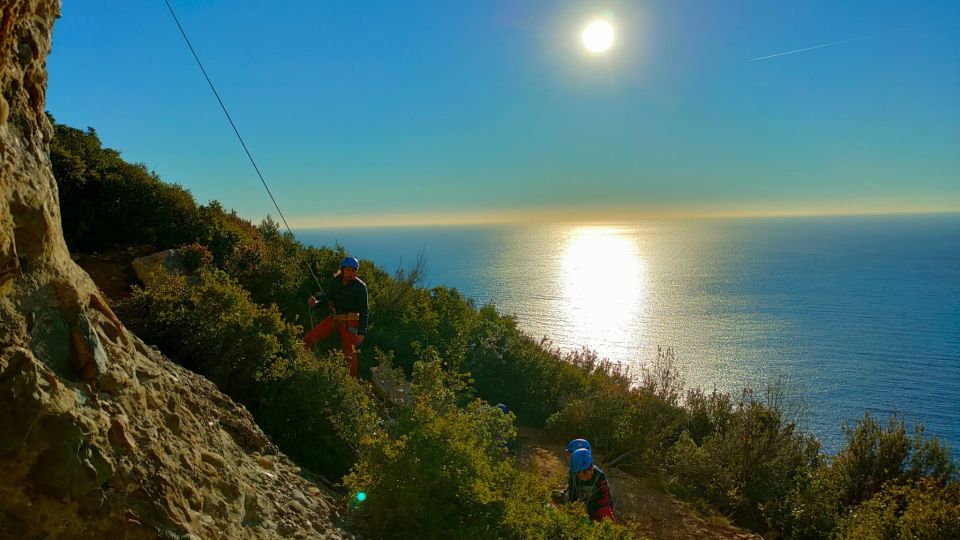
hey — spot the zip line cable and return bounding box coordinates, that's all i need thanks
[162,0,324,291]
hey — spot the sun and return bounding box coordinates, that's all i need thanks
[582,19,615,53]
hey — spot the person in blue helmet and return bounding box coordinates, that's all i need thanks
[564,439,592,496]
[566,438,591,455]
[568,448,617,523]
[303,256,368,377]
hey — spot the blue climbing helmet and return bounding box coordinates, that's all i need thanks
[571,448,593,473]
[565,438,592,453]
[340,257,360,270]
[495,403,509,414]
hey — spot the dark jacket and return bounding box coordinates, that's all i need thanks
[568,465,614,518]
[316,276,369,335]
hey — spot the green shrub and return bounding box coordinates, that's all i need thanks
[360,255,488,377]
[464,312,600,426]
[343,358,631,538]
[829,412,956,509]
[667,385,821,530]
[195,201,260,265]
[547,381,684,473]
[130,269,301,401]
[129,268,377,479]
[256,351,379,478]
[768,412,957,539]
[836,478,960,540]
[546,347,687,472]
[778,467,839,539]
[343,358,515,537]
[500,472,633,539]
[51,121,201,250]
[178,242,213,272]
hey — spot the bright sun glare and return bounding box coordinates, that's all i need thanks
[582,19,615,53]
[558,227,646,361]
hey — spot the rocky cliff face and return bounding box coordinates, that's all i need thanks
[0,2,351,538]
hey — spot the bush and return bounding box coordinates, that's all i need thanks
[546,383,684,473]
[836,478,960,539]
[829,412,956,509]
[51,121,201,250]
[771,412,957,539]
[256,351,379,478]
[342,358,633,538]
[129,268,378,479]
[778,467,839,539]
[667,385,821,530]
[343,358,515,537]
[547,347,687,472]
[178,242,213,272]
[464,312,600,426]
[500,471,633,539]
[130,269,301,401]
[194,201,260,265]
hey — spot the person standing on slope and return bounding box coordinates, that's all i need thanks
[303,257,368,377]
[568,448,617,523]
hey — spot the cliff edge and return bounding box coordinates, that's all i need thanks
[0,2,351,538]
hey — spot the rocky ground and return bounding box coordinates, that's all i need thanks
[1,331,355,539]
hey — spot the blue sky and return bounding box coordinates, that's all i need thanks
[48,1,960,226]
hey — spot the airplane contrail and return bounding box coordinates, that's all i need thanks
[749,25,924,62]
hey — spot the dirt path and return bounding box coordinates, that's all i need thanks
[515,427,761,540]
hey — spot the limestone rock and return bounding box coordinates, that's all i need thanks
[132,249,187,289]
[109,413,137,451]
[0,2,352,538]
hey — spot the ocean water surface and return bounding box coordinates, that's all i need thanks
[296,214,960,452]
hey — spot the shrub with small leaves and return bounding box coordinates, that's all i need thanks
[836,478,960,540]
[667,385,821,531]
[178,242,213,272]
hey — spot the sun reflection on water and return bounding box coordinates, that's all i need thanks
[556,226,648,362]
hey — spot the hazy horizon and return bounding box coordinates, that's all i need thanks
[289,207,960,229]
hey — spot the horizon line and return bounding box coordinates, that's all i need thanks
[282,207,960,230]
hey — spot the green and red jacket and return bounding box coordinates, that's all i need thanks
[568,465,614,519]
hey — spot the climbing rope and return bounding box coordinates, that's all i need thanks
[162,0,324,291]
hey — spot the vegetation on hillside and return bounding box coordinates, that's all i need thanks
[51,118,959,538]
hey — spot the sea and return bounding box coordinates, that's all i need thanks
[295,214,960,453]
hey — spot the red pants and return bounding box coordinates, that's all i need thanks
[303,317,359,377]
[591,506,617,523]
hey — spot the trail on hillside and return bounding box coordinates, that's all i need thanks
[515,428,761,540]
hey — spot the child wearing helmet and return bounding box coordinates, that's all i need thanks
[564,438,592,499]
[303,256,368,377]
[568,448,617,523]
